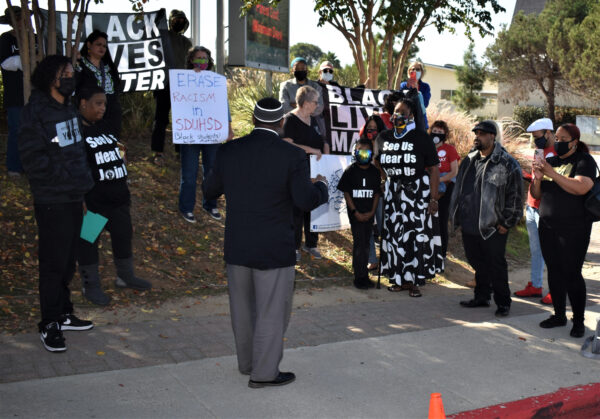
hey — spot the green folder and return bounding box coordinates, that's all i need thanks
[80,211,108,243]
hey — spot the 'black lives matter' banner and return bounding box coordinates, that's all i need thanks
[43,9,171,92]
[322,84,392,155]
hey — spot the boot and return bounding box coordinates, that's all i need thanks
[114,257,152,291]
[79,264,111,306]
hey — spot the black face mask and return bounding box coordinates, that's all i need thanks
[534,135,547,149]
[294,70,307,82]
[431,133,446,144]
[171,21,186,33]
[554,141,572,156]
[57,77,76,98]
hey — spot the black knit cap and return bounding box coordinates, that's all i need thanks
[254,98,284,124]
[472,120,497,135]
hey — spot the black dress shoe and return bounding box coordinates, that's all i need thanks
[353,280,369,290]
[248,372,296,388]
[495,305,510,317]
[570,322,585,338]
[460,298,490,308]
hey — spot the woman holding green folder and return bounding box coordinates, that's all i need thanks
[76,85,151,305]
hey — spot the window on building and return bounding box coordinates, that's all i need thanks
[440,89,455,100]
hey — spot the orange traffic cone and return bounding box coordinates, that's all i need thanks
[428,393,446,419]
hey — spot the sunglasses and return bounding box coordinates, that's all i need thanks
[322,69,333,74]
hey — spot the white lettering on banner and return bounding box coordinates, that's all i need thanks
[120,69,166,92]
[344,88,360,105]
[106,15,127,41]
[126,15,144,41]
[60,14,93,39]
[136,71,151,90]
[327,86,345,104]
[143,13,161,38]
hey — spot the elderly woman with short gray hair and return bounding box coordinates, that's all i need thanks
[283,85,329,262]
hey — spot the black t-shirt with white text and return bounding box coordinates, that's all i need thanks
[337,163,381,215]
[539,151,597,223]
[375,129,439,180]
[82,120,130,211]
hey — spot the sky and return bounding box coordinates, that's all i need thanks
[0,0,516,68]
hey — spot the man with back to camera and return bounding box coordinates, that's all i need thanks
[514,118,555,305]
[449,120,523,317]
[203,98,329,388]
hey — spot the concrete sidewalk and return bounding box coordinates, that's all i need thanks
[2,225,600,417]
[1,306,600,418]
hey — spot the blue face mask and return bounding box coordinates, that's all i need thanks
[354,148,373,165]
[416,71,422,80]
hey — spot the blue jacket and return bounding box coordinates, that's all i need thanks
[449,141,523,239]
[204,128,329,269]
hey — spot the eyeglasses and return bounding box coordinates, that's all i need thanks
[322,69,333,74]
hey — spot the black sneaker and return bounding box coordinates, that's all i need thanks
[40,322,66,352]
[60,314,94,331]
[539,315,567,329]
[570,322,585,338]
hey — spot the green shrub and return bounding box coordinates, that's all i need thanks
[513,106,545,129]
[120,91,156,140]
[513,105,600,128]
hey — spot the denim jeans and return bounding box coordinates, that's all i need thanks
[525,205,545,288]
[6,106,23,172]
[179,143,220,214]
[368,199,383,264]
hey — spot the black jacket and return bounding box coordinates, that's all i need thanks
[204,128,329,269]
[18,89,94,204]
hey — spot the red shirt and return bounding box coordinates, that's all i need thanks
[525,146,555,209]
[437,143,460,173]
[380,113,393,129]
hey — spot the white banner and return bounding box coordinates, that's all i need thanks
[309,154,352,232]
[169,70,229,144]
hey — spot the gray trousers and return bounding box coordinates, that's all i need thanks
[226,264,295,381]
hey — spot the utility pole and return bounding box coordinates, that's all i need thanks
[216,0,225,75]
[191,1,201,46]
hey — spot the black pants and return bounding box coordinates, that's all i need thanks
[78,204,133,265]
[438,182,454,259]
[151,89,171,153]
[539,220,591,323]
[34,202,83,327]
[293,207,318,249]
[351,220,372,283]
[462,231,511,307]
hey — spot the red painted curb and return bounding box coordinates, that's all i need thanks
[449,383,600,418]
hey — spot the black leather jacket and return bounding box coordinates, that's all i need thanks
[449,141,523,239]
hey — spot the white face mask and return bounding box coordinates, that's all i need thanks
[416,71,422,80]
[321,72,333,82]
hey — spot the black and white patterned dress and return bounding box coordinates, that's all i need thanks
[376,126,444,285]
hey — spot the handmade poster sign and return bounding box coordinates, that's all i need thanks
[169,69,229,144]
[309,154,352,232]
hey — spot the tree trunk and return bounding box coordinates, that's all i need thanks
[546,76,556,124]
[47,0,56,55]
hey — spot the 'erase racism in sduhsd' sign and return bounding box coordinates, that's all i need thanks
[169,69,229,144]
[47,9,170,92]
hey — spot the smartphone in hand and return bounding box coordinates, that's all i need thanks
[534,149,545,163]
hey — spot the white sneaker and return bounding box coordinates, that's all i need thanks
[301,246,322,259]
[206,208,222,220]
[181,212,196,223]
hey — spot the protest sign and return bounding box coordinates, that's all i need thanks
[321,84,392,155]
[169,69,229,144]
[42,9,170,92]
[309,154,352,232]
